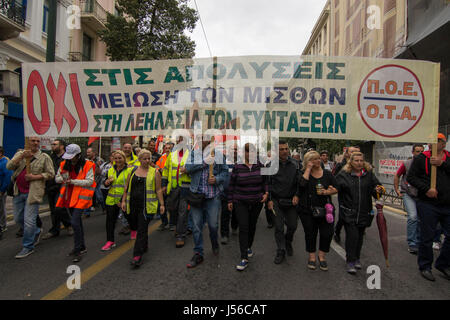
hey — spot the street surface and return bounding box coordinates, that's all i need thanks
[0,200,448,300]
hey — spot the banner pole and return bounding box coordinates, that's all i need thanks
[431,143,437,189]
[209,56,217,179]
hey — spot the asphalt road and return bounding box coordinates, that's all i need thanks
[0,201,448,300]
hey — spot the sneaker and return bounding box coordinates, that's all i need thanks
[355,260,362,270]
[66,226,74,236]
[42,232,58,240]
[307,260,317,270]
[130,230,137,240]
[408,246,418,255]
[175,238,185,248]
[67,248,87,256]
[15,248,34,259]
[157,223,167,231]
[131,256,143,268]
[221,236,229,245]
[347,262,357,275]
[72,253,83,263]
[420,269,435,281]
[34,228,42,246]
[274,250,285,264]
[187,253,204,268]
[166,224,172,231]
[236,259,249,271]
[432,242,441,250]
[169,225,176,231]
[319,259,328,271]
[286,242,293,256]
[101,241,116,251]
[247,248,254,258]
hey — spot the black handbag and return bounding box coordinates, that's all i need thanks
[311,206,326,218]
[277,198,294,207]
[308,193,327,218]
[186,190,205,207]
[166,187,181,213]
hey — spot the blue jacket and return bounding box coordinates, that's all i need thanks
[0,157,13,193]
[185,150,229,194]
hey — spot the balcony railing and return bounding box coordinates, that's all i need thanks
[68,51,91,62]
[0,0,26,27]
[80,0,107,24]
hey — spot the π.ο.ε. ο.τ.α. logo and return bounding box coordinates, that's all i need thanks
[358,65,424,138]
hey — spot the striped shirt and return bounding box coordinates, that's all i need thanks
[227,162,268,203]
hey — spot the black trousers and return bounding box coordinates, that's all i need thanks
[101,189,109,211]
[127,204,139,231]
[105,204,122,242]
[220,197,238,237]
[299,210,334,253]
[48,189,71,235]
[235,201,263,259]
[133,207,154,257]
[273,201,298,251]
[344,223,366,263]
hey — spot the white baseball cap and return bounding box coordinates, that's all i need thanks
[63,144,81,159]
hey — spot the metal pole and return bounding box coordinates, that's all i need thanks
[46,0,57,62]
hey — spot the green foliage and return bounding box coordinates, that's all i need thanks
[98,0,198,61]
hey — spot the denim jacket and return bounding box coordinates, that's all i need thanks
[185,150,229,195]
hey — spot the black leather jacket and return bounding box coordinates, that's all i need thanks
[335,169,381,227]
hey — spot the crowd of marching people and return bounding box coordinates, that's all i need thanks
[0,133,448,281]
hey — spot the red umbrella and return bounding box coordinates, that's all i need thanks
[375,188,389,267]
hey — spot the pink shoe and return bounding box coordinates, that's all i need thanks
[101,241,116,251]
[325,203,334,224]
[130,230,137,240]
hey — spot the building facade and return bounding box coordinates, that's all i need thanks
[303,0,407,58]
[302,0,449,196]
[0,0,72,158]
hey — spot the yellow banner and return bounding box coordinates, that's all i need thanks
[22,55,440,142]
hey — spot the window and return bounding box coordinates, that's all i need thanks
[22,0,27,21]
[82,33,93,61]
[42,0,49,33]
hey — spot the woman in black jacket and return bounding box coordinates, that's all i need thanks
[335,152,384,274]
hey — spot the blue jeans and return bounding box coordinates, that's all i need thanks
[416,201,450,271]
[95,183,105,210]
[190,195,221,256]
[13,193,40,250]
[403,194,419,248]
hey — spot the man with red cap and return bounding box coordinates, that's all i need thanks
[407,133,450,281]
